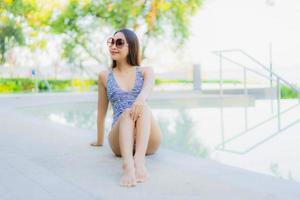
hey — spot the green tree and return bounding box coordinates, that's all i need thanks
[0,16,25,64]
[0,0,53,64]
[0,0,202,71]
[50,0,203,67]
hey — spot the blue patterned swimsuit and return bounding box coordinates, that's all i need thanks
[106,66,144,128]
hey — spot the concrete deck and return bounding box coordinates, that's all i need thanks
[0,92,300,200]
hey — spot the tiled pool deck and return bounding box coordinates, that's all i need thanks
[0,92,299,200]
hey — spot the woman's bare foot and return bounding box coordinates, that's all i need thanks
[134,157,149,183]
[120,160,137,187]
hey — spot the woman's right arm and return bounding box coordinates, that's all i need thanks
[91,71,109,146]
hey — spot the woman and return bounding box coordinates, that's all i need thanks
[90,28,162,187]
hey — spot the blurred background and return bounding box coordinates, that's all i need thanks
[1,0,299,93]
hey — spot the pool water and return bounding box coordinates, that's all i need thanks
[19,100,300,183]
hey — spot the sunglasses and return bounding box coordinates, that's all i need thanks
[106,37,127,49]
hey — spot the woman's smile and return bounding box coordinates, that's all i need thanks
[110,50,120,55]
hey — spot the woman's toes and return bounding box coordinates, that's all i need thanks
[120,173,137,187]
[135,165,149,183]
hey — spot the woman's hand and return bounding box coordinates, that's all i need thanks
[130,98,145,121]
[90,141,103,147]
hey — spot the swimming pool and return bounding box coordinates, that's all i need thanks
[19,99,300,182]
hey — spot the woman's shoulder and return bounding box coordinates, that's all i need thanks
[138,66,154,76]
[98,68,111,86]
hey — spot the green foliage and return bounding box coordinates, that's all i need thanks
[48,80,72,91]
[0,16,25,63]
[0,0,36,17]
[1,0,203,69]
[0,77,99,93]
[0,0,60,63]
[37,79,72,91]
[50,0,82,34]
[0,0,51,63]
[0,78,73,93]
[0,78,34,92]
[49,0,203,64]
[280,85,299,99]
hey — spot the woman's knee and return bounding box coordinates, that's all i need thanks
[146,146,159,156]
[120,108,132,122]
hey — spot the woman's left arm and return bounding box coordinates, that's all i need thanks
[130,66,155,121]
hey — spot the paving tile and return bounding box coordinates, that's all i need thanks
[1,94,300,200]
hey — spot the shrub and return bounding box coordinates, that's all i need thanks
[280,85,299,99]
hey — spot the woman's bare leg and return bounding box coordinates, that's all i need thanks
[118,109,137,187]
[108,106,162,186]
[133,105,152,182]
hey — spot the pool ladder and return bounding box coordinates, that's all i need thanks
[211,49,300,154]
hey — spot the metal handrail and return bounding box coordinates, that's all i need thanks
[212,50,300,95]
[239,50,300,94]
[212,52,277,82]
[212,49,300,154]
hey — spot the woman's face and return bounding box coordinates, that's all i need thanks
[107,32,129,62]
